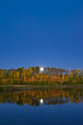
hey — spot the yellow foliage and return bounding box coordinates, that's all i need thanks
[29,68,33,73]
[32,76,34,81]
[62,74,65,80]
[37,75,39,78]
[16,71,19,79]
[24,76,26,80]
[69,68,73,78]
[11,80,13,85]
[14,74,16,79]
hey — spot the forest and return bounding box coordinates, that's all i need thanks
[0,66,83,85]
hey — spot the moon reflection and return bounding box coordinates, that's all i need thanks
[40,99,43,103]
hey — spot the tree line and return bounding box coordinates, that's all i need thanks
[0,66,83,85]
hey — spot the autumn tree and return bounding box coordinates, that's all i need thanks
[0,69,7,79]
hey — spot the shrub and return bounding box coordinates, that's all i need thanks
[12,79,15,84]
[30,81,33,85]
[48,81,52,85]
[19,79,24,85]
[39,79,44,85]
[7,79,11,85]
[0,80,2,85]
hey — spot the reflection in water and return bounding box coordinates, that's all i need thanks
[0,88,83,106]
[40,99,43,103]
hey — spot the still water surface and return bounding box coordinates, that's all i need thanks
[0,88,83,125]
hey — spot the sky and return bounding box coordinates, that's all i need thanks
[0,0,83,70]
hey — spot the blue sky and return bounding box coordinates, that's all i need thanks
[0,0,83,69]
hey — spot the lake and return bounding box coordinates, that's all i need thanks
[0,87,83,125]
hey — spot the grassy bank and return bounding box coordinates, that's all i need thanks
[1,85,83,91]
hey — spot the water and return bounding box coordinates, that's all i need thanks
[0,88,83,125]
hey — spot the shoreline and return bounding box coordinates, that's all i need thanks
[0,85,83,89]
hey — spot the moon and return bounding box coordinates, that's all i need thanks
[40,67,44,71]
